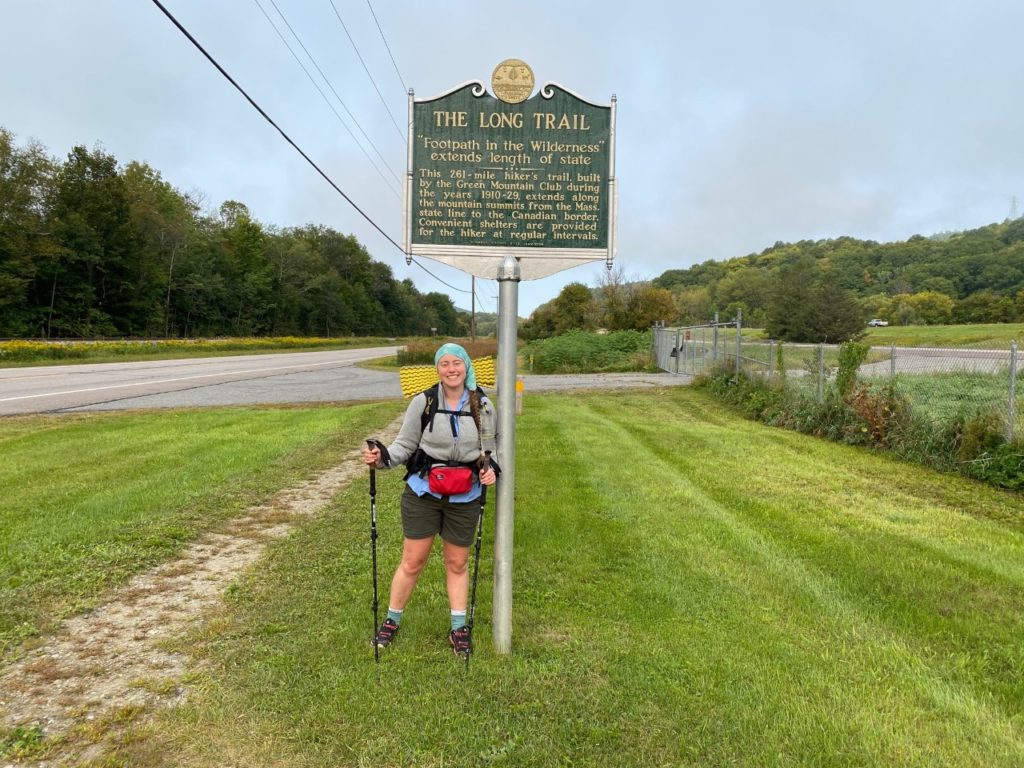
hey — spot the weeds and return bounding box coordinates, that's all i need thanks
[696,343,1023,490]
[0,724,46,760]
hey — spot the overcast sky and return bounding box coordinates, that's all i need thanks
[2,1,1022,316]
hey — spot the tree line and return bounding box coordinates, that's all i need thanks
[0,128,467,339]
[654,223,1024,333]
[524,218,1024,343]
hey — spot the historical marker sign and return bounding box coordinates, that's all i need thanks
[403,62,616,655]
[404,62,616,280]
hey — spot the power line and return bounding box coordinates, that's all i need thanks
[151,0,473,307]
[366,0,407,93]
[410,257,472,294]
[149,0,403,253]
[257,0,402,191]
[328,0,406,142]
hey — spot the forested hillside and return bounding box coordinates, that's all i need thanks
[0,128,465,339]
[654,222,1024,328]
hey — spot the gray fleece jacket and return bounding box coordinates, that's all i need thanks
[382,388,499,470]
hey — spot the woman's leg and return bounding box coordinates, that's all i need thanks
[442,539,470,612]
[388,536,434,610]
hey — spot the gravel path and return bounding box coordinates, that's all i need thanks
[0,417,403,767]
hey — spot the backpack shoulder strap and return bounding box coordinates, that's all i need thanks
[419,383,441,433]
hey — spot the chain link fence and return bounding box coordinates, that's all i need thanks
[654,318,1022,442]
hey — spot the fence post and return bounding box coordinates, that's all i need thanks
[674,328,681,375]
[890,344,896,379]
[713,312,719,364]
[1009,341,1018,442]
[768,340,775,378]
[735,309,742,379]
[700,325,707,375]
[817,343,825,402]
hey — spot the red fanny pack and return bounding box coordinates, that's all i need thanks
[427,465,474,496]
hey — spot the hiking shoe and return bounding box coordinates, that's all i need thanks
[374,618,399,648]
[448,625,471,657]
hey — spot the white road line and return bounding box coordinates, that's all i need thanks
[0,360,350,403]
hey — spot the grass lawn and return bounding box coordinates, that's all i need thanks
[863,323,1024,348]
[0,337,404,367]
[102,389,1024,767]
[0,402,402,656]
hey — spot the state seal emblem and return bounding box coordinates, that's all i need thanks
[491,59,534,104]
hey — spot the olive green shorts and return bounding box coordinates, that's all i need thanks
[400,485,480,547]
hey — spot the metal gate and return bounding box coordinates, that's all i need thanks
[653,315,740,376]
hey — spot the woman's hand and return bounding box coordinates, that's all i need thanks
[363,445,381,466]
[479,466,497,486]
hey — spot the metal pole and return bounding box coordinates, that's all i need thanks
[493,255,520,655]
[701,325,707,376]
[735,309,742,379]
[890,344,896,379]
[674,328,681,375]
[712,312,719,364]
[1008,341,1018,443]
[817,344,825,402]
[768,340,774,378]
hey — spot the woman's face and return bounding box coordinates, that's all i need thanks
[437,354,467,389]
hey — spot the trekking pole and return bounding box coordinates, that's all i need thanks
[366,439,380,665]
[466,450,492,671]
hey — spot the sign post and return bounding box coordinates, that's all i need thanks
[405,61,616,654]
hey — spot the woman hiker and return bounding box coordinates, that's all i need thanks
[362,343,498,657]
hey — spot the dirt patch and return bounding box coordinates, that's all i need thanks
[0,418,402,766]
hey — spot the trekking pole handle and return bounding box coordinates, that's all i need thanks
[365,439,377,497]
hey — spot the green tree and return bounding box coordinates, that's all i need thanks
[625,284,677,329]
[596,264,631,330]
[46,144,134,336]
[953,290,1015,323]
[122,161,196,336]
[814,275,865,342]
[904,291,955,325]
[766,260,862,342]
[673,285,713,325]
[765,259,818,342]
[550,282,597,335]
[0,129,56,336]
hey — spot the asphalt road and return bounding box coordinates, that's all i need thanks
[0,349,693,416]
[0,347,403,415]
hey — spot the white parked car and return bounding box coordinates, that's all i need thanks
[867,319,889,327]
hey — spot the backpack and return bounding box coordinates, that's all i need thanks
[420,382,487,433]
[404,383,487,478]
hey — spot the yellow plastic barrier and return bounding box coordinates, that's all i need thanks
[399,356,496,399]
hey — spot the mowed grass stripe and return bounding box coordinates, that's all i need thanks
[131,389,1024,767]
[557,390,1024,761]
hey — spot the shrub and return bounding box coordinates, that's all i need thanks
[396,338,499,365]
[525,330,653,374]
[844,382,913,448]
[965,442,1024,489]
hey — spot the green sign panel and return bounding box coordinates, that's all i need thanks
[404,72,616,280]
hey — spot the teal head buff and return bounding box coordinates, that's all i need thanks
[434,342,476,391]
